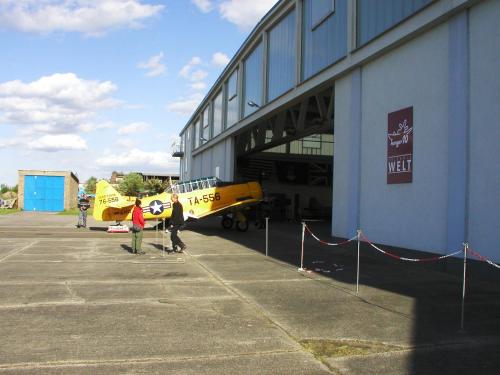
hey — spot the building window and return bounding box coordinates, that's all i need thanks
[226,69,239,127]
[357,0,434,46]
[202,106,210,144]
[268,9,296,102]
[311,0,335,30]
[194,118,201,148]
[213,90,223,137]
[243,42,263,117]
[302,0,347,81]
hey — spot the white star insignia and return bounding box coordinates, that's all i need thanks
[151,201,163,214]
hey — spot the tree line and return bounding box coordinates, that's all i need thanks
[0,184,18,195]
[84,173,171,197]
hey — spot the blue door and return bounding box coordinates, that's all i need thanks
[24,176,65,212]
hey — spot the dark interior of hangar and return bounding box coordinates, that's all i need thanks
[234,87,334,221]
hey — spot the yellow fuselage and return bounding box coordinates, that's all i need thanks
[93,180,262,222]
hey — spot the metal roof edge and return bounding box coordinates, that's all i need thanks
[178,0,290,136]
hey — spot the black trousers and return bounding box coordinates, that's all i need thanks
[170,225,185,250]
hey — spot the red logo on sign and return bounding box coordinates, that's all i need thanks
[387,107,413,184]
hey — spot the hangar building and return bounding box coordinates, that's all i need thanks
[18,170,79,212]
[176,0,500,262]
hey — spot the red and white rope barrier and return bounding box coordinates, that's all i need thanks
[468,247,500,270]
[305,225,357,246]
[297,223,498,331]
[361,233,463,262]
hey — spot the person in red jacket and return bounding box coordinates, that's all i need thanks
[131,198,145,254]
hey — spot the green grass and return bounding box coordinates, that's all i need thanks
[57,208,93,216]
[300,339,401,359]
[0,208,21,215]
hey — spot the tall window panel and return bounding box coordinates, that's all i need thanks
[194,119,201,148]
[357,0,434,46]
[243,42,263,117]
[302,0,347,81]
[226,69,239,127]
[213,90,223,137]
[268,10,296,102]
[202,106,210,144]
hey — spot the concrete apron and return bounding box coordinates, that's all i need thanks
[0,212,499,374]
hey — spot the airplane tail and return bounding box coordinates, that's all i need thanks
[247,181,263,201]
[93,180,134,221]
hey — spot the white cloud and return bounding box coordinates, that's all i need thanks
[27,134,88,152]
[115,138,134,148]
[191,0,212,13]
[124,103,146,110]
[212,52,230,67]
[0,138,21,148]
[0,73,118,135]
[138,52,166,77]
[96,148,178,171]
[219,0,276,30]
[166,93,203,115]
[79,121,114,133]
[117,121,150,135]
[0,0,165,36]
[178,56,208,96]
[190,82,207,91]
[189,69,208,82]
[179,56,202,79]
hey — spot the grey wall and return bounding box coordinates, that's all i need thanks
[189,138,234,181]
[468,0,500,262]
[333,1,500,262]
[334,20,450,253]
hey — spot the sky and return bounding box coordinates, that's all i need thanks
[0,0,278,186]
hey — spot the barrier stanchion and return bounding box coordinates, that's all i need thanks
[265,217,269,257]
[356,229,361,293]
[162,219,165,258]
[299,222,305,271]
[460,242,468,331]
[156,218,158,247]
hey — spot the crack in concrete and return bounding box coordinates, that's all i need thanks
[0,348,303,370]
[64,281,85,303]
[184,249,335,374]
[0,241,38,263]
[0,295,240,310]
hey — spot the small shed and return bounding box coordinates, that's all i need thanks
[18,170,79,212]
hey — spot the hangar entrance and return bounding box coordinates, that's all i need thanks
[234,86,334,221]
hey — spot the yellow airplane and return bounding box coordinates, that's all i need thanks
[93,177,263,231]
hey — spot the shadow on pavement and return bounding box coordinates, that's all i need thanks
[89,226,108,232]
[186,216,500,374]
[120,244,133,253]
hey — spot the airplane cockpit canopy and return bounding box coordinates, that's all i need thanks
[168,177,220,194]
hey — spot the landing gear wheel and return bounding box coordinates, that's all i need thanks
[236,220,249,232]
[221,216,234,229]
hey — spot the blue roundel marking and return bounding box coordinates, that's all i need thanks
[149,200,164,215]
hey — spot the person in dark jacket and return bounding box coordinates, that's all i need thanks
[76,194,90,228]
[131,198,145,254]
[170,194,186,253]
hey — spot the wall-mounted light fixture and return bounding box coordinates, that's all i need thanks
[247,100,261,108]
